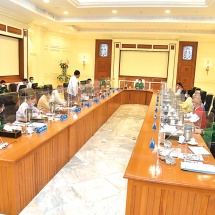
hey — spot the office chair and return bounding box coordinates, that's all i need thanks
[43,84,53,91]
[200,90,207,104]
[204,94,214,112]
[9,83,17,92]
[210,97,215,121]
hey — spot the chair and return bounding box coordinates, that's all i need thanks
[204,94,214,112]
[9,83,17,92]
[44,84,53,91]
[0,92,19,123]
[19,88,35,104]
[200,90,207,104]
[210,97,215,121]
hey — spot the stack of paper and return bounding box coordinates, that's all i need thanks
[188,146,211,155]
[181,162,215,174]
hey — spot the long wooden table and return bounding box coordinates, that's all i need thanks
[124,92,215,215]
[0,89,152,215]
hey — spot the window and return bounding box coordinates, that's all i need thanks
[99,44,108,57]
[183,46,193,60]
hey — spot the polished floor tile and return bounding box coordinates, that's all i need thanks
[20,104,148,215]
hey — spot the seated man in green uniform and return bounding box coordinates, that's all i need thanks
[195,122,215,149]
[135,79,144,89]
[0,80,9,94]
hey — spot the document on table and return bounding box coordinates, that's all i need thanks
[181,162,215,174]
[188,146,211,155]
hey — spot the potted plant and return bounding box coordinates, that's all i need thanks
[57,60,71,83]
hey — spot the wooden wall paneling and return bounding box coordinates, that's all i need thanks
[0,24,6,31]
[145,92,153,106]
[7,26,22,35]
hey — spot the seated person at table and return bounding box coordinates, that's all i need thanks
[16,78,28,92]
[179,90,193,113]
[190,97,206,129]
[192,93,205,111]
[16,94,40,121]
[52,85,66,105]
[27,77,34,88]
[0,80,9,94]
[175,82,183,96]
[37,91,52,113]
[135,79,144,89]
[195,122,215,148]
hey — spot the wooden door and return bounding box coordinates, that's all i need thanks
[94,40,112,80]
[176,41,198,91]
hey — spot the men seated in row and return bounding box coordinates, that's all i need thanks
[17,77,36,92]
[0,80,9,94]
[36,85,66,113]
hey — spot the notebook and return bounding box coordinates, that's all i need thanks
[188,146,211,155]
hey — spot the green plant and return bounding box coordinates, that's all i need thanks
[57,60,71,83]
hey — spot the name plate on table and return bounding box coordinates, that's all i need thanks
[60,114,68,121]
[36,125,47,134]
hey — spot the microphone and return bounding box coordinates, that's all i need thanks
[0,137,8,150]
[161,126,183,148]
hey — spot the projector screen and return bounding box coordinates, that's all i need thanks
[0,35,19,76]
[120,50,168,78]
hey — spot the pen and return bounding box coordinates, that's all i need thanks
[195,146,204,147]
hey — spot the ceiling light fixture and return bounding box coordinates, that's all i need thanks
[64,11,68,15]
[112,10,117,14]
[43,0,50,3]
[165,10,171,14]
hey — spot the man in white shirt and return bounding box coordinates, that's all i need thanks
[16,94,39,121]
[27,77,34,88]
[52,85,66,105]
[16,78,28,92]
[67,70,80,100]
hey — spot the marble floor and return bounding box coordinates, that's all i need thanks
[20,104,148,215]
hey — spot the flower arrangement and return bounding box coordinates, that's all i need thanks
[59,59,69,69]
[57,59,71,83]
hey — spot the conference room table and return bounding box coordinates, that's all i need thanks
[0,89,214,215]
[0,89,152,215]
[124,91,215,215]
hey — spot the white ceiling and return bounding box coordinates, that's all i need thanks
[0,0,215,40]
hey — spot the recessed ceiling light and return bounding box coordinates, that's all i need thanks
[43,0,49,3]
[64,11,68,15]
[43,22,47,25]
[112,10,117,14]
[165,10,171,14]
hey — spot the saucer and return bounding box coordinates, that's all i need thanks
[187,141,198,146]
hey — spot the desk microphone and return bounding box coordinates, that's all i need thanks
[161,126,183,148]
[162,127,184,165]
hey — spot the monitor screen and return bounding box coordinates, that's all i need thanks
[32,83,38,89]
[80,80,87,85]
[19,85,27,90]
